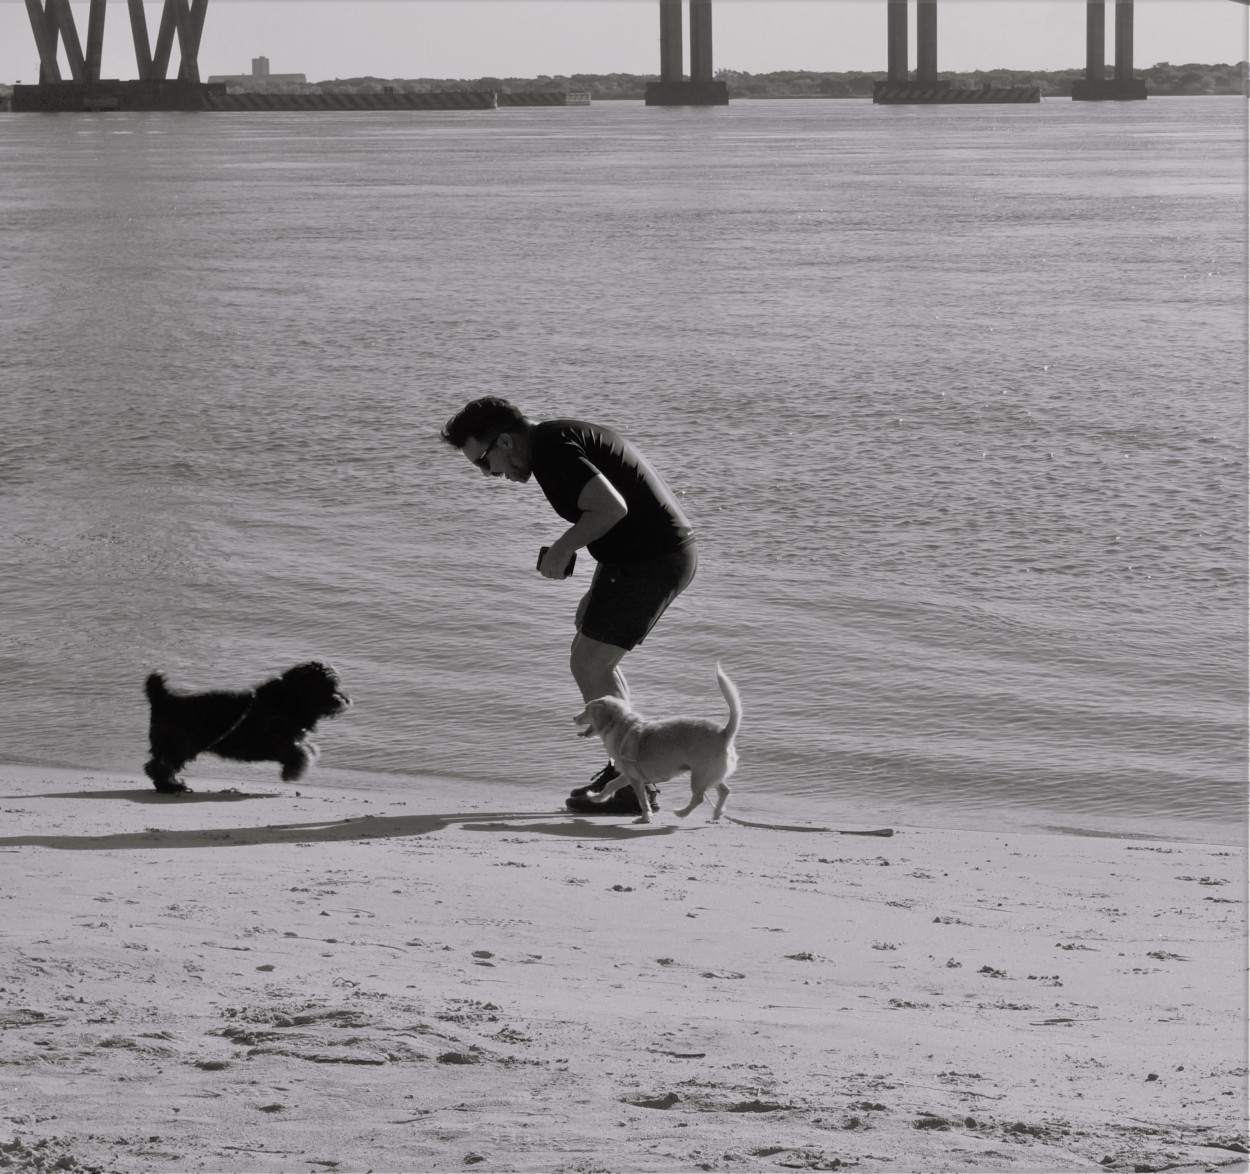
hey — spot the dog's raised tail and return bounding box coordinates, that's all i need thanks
[715,662,742,742]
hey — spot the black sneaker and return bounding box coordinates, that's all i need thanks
[569,762,619,799]
[565,771,661,816]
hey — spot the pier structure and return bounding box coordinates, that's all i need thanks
[14,0,1202,115]
[15,0,219,111]
[24,0,208,83]
[882,0,939,83]
[644,0,729,106]
[1072,1,1148,99]
[874,0,1039,104]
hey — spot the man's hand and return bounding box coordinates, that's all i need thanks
[538,473,628,578]
[538,543,576,579]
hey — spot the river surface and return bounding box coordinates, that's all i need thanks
[2,95,1245,842]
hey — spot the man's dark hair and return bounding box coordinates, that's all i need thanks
[440,397,528,450]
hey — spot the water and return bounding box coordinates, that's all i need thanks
[1,97,1245,843]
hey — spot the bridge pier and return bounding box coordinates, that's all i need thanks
[645,0,728,106]
[86,0,107,81]
[17,0,215,110]
[1072,0,1147,99]
[916,0,938,81]
[886,1,908,81]
[885,1,938,85]
[875,0,1039,105]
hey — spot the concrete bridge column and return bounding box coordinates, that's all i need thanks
[658,0,682,82]
[34,0,87,81]
[27,0,61,83]
[886,1,908,82]
[646,0,728,105]
[1073,0,1145,98]
[874,0,1040,104]
[689,0,713,82]
[1085,1,1105,80]
[916,1,938,82]
[85,0,106,81]
[16,0,216,111]
[1114,0,1134,80]
[127,0,154,79]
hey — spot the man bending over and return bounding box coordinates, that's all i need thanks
[440,396,697,814]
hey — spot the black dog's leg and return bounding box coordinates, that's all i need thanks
[144,756,191,794]
[279,742,315,782]
[144,681,253,793]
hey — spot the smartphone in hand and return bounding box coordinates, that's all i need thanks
[537,546,576,578]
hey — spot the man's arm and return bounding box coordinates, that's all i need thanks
[539,474,627,578]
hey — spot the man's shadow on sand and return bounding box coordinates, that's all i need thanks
[0,787,698,850]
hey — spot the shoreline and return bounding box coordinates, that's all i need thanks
[2,762,1245,1173]
[4,756,1241,849]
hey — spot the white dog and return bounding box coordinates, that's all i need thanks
[572,665,742,824]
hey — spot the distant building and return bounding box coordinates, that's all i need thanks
[207,56,306,85]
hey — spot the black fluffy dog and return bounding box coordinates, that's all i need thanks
[143,661,351,793]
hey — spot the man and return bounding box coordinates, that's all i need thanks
[440,397,697,814]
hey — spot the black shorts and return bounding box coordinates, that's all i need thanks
[577,544,697,652]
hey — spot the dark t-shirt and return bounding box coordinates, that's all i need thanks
[530,419,694,564]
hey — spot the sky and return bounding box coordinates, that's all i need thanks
[0,0,1245,85]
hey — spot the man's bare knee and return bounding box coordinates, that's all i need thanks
[571,634,628,703]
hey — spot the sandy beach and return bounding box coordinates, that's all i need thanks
[1,763,1245,1174]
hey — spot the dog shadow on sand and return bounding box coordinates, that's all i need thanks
[0,787,699,852]
[10,787,275,805]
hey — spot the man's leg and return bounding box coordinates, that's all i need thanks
[570,631,629,705]
[566,634,660,814]
[566,632,645,808]
[564,551,694,814]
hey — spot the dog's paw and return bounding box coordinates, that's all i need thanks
[153,779,191,795]
[632,814,653,825]
[280,745,315,781]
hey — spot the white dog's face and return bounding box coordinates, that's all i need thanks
[573,696,632,740]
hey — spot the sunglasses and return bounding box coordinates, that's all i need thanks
[472,434,501,472]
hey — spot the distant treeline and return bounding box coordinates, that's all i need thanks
[722,61,1247,98]
[1,61,1243,105]
[291,60,1248,99]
